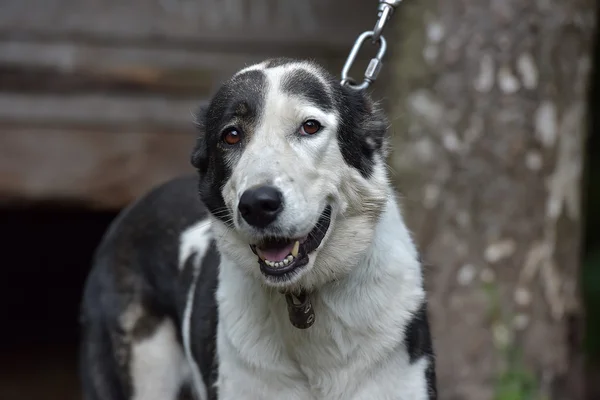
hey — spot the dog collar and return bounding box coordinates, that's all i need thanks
[284,291,315,329]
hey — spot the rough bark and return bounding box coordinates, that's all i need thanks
[387,1,595,399]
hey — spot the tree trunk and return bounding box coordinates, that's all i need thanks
[387,1,595,399]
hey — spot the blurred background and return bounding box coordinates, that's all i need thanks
[0,1,597,399]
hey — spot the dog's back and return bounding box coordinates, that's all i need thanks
[79,175,219,400]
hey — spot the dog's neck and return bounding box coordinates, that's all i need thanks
[217,195,424,338]
[309,194,422,301]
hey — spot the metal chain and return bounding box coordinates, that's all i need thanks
[341,0,403,90]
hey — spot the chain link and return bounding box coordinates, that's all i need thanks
[341,0,403,91]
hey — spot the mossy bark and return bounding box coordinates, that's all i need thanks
[387,1,595,399]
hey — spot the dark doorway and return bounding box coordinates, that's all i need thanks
[0,206,118,400]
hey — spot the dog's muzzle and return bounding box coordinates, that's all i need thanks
[249,205,332,278]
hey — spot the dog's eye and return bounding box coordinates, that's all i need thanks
[222,127,242,145]
[300,120,321,136]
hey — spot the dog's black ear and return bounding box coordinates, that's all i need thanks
[359,96,389,158]
[337,85,390,176]
[191,105,209,172]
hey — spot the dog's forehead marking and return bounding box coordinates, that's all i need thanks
[235,60,334,112]
[280,68,333,111]
[251,65,339,142]
[207,69,267,138]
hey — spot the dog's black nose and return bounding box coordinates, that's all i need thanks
[238,185,284,228]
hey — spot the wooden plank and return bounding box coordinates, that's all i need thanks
[0,93,201,130]
[0,0,374,47]
[0,64,214,96]
[0,128,196,209]
[0,39,351,71]
[0,40,352,96]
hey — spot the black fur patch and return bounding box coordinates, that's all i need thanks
[177,383,196,400]
[80,265,130,400]
[404,302,438,399]
[281,68,333,111]
[187,243,220,400]
[192,70,267,226]
[334,84,388,178]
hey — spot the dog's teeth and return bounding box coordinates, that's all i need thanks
[262,245,298,269]
[259,253,265,261]
[265,259,287,268]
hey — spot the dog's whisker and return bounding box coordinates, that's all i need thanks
[186,220,213,232]
[211,212,233,218]
[210,207,232,215]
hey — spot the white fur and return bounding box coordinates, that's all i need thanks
[130,319,191,400]
[180,220,213,400]
[179,220,213,270]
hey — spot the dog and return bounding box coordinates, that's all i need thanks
[79,58,437,400]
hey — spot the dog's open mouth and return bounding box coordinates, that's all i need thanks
[250,206,332,278]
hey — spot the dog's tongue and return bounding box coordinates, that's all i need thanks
[256,242,295,262]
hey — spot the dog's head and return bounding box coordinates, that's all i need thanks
[192,58,390,291]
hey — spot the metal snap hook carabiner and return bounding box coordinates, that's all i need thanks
[340,0,402,91]
[341,31,388,91]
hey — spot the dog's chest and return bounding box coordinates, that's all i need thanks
[217,286,419,399]
[280,293,410,379]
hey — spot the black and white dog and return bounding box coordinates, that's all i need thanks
[79,58,437,400]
